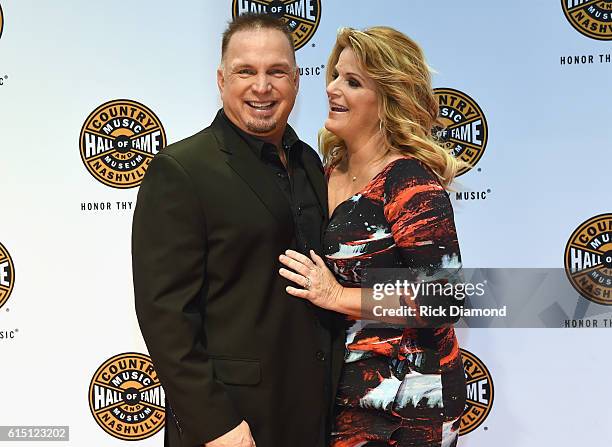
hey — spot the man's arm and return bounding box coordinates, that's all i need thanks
[132,153,244,445]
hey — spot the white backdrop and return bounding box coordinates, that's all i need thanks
[1,0,611,446]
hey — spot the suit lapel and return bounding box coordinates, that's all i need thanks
[212,113,294,227]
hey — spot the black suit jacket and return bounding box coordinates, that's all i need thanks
[132,111,345,447]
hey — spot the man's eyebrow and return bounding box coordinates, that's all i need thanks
[229,63,253,71]
[268,63,294,72]
[230,61,294,71]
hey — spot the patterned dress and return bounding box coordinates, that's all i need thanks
[324,157,466,447]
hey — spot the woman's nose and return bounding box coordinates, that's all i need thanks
[326,78,339,96]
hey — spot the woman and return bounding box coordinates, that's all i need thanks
[279,27,466,447]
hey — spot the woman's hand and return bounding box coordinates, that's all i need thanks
[279,249,344,311]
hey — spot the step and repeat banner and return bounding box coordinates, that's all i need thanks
[0,1,610,446]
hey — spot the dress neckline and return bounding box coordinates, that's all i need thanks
[328,156,411,220]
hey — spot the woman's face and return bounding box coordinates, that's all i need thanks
[325,47,380,143]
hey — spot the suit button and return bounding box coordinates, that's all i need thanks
[296,206,303,216]
[316,351,326,361]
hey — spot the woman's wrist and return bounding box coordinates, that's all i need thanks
[331,285,364,316]
[331,284,345,311]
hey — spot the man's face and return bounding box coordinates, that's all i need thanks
[217,28,299,143]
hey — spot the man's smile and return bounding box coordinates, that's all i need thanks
[245,100,277,110]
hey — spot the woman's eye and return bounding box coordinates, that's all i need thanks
[331,71,339,79]
[348,79,360,88]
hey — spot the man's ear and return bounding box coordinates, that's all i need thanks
[293,66,300,93]
[217,66,225,95]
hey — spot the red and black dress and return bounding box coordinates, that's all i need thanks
[324,157,466,447]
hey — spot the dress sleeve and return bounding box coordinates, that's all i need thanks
[383,158,463,326]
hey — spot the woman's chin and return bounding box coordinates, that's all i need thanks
[324,120,343,138]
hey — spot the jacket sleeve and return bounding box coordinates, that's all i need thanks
[132,153,242,445]
[383,158,464,327]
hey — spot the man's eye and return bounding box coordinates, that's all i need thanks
[270,69,288,76]
[237,69,255,75]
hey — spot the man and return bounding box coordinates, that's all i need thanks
[132,14,344,447]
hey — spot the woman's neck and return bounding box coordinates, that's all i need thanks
[344,131,387,174]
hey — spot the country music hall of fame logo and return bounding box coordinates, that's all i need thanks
[460,348,494,436]
[433,88,488,177]
[88,352,165,440]
[561,0,612,41]
[0,3,4,40]
[0,242,15,310]
[565,213,612,305]
[232,0,321,50]
[79,99,167,189]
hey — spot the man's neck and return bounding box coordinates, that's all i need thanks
[222,109,285,149]
[259,133,283,150]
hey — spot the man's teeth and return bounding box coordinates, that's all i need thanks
[247,101,275,110]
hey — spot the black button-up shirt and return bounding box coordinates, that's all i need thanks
[220,111,324,254]
[221,110,332,447]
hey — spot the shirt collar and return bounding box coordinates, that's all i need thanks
[220,109,301,159]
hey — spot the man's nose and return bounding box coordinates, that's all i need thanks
[252,74,272,94]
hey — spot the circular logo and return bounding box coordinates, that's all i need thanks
[88,352,165,440]
[561,0,612,41]
[460,348,494,436]
[0,242,15,310]
[564,213,612,305]
[0,3,4,40]
[433,88,488,177]
[232,0,321,50]
[80,100,166,189]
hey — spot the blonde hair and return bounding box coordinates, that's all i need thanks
[320,26,462,187]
